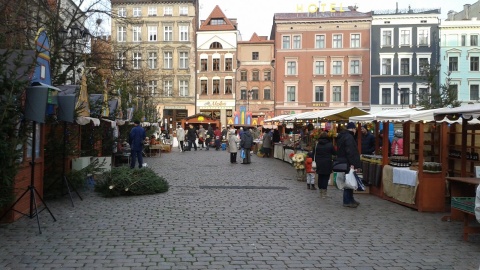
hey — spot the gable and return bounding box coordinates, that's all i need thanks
[198,35,236,50]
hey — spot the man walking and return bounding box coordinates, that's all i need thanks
[186,124,198,151]
[129,120,146,169]
[240,128,254,164]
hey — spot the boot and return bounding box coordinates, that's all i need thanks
[310,184,316,190]
[307,184,311,189]
[321,189,327,198]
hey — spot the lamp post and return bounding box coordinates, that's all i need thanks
[59,24,91,85]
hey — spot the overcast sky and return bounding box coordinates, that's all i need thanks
[199,0,468,40]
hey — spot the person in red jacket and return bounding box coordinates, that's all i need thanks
[305,156,316,190]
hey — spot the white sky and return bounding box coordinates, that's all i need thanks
[199,0,469,41]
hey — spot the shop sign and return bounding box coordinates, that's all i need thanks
[197,100,235,108]
[165,105,186,109]
[313,102,327,107]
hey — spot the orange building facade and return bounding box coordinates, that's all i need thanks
[272,9,372,115]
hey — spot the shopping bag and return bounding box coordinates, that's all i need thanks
[312,161,317,169]
[334,172,345,190]
[354,172,366,191]
[241,149,246,159]
[344,168,358,190]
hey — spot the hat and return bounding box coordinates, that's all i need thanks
[362,124,368,130]
[394,130,403,137]
[134,120,140,125]
[346,122,356,130]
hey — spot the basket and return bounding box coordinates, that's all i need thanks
[451,197,475,214]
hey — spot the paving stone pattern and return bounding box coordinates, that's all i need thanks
[1,147,479,269]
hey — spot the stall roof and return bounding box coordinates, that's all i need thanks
[294,107,369,121]
[349,108,417,122]
[433,104,480,122]
[264,114,292,122]
[374,108,442,122]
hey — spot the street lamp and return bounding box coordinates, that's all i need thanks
[59,24,91,84]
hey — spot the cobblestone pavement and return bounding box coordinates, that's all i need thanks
[1,147,480,269]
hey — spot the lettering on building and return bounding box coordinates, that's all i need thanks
[313,103,327,107]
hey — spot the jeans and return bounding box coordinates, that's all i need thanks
[243,148,251,163]
[130,149,143,169]
[188,140,197,151]
[343,188,354,204]
[179,141,184,151]
[318,174,330,189]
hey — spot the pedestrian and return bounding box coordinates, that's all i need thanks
[128,120,146,169]
[214,127,222,150]
[205,125,214,151]
[186,124,198,151]
[227,129,239,163]
[262,129,272,158]
[197,125,206,149]
[391,129,404,156]
[315,131,336,198]
[360,124,375,155]
[176,125,185,152]
[305,154,316,190]
[336,122,362,208]
[221,125,228,140]
[240,128,254,164]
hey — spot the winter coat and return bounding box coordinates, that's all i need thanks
[227,133,240,153]
[305,157,315,173]
[129,125,146,151]
[176,128,185,141]
[391,137,404,155]
[186,128,197,141]
[361,131,376,154]
[336,129,361,169]
[197,127,206,140]
[240,131,254,149]
[314,138,336,175]
[262,133,272,149]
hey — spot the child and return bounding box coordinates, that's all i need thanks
[305,154,316,190]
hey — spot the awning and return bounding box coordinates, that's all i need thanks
[375,108,442,122]
[434,104,480,122]
[295,107,369,121]
[31,81,62,91]
[350,108,417,122]
[264,114,292,123]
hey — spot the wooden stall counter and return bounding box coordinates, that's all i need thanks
[443,177,480,241]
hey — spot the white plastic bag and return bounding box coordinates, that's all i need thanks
[344,168,358,190]
[334,172,346,190]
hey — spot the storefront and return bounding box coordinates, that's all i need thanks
[196,99,235,127]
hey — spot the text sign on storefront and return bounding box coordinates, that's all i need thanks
[165,106,186,109]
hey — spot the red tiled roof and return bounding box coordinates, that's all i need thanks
[199,5,237,31]
[238,33,274,44]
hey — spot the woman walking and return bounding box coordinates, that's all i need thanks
[315,131,336,198]
[227,129,240,163]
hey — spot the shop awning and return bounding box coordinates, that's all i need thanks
[349,108,417,122]
[264,114,292,123]
[295,107,369,121]
[433,104,480,122]
[375,108,442,122]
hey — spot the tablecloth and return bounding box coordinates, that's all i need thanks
[382,165,418,205]
[392,167,417,187]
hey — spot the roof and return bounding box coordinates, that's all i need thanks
[274,11,371,21]
[434,104,480,122]
[238,33,274,44]
[199,5,237,31]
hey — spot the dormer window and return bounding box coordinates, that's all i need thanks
[209,42,222,49]
[210,18,226,25]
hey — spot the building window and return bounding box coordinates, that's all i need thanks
[471,57,479,71]
[462,35,467,46]
[382,88,391,104]
[118,7,126,17]
[332,86,341,102]
[382,58,392,75]
[241,89,247,100]
[293,35,301,49]
[212,58,220,71]
[350,34,360,48]
[133,52,142,69]
[315,61,325,75]
[179,80,188,96]
[418,87,429,100]
[179,6,188,15]
[117,26,126,42]
[133,26,141,42]
[225,79,232,94]
[418,28,429,46]
[400,28,411,46]
[240,70,247,81]
[201,58,208,71]
[381,29,393,47]
[287,86,295,101]
[210,42,222,49]
[315,86,324,102]
[164,6,173,15]
[287,61,297,75]
[449,57,458,72]
[400,88,409,105]
[400,58,410,75]
[251,89,259,100]
[450,84,459,100]
[148,26,157,41]
[148,80,157,96]
[133,7,141,17]
[264,89,271,100]
[350,86,359,102]
[252,52,259,60]
[201,80,207,95]
[333,34,342,48]
[164,80,172,97]
[264,70,271,81]
[179,52,188,69]
[210,18,225,25]
[148,52,157,69]
[315,35,325,48]
[148,7,157,16]
[282,36,290,49]
[116,51,126,69]
[332,61,342,75]
[164,26,173,41]
[471,35,479,46]
[163,51,172,69]
[213,79,220,94]
[350,60,360,74]
[179,25,188,41]
[419,58,429,75]
[252,70,259,81]
[225,58,232,71]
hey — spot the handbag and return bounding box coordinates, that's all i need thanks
[332,159,349,173]
[311,143,317,169]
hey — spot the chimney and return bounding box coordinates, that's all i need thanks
[464,4,471,19]
[447,10,455,21]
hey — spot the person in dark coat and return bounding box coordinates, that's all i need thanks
[314,132,336,198]
[186,124,198,151]
[336,122,362,208]
[360,124,375,155]
[240,129,254,164]
[129,120,146,169]
[205,126,214,151]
